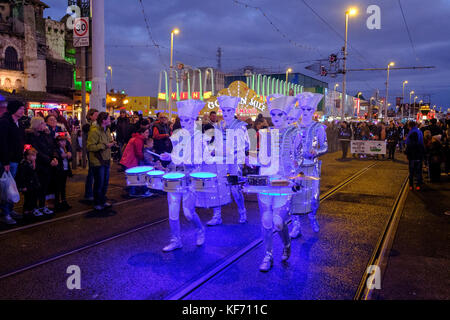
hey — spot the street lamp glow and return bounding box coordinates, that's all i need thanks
[403,80,408,84]
[285,68,293,94]
[389,62,395,67]
[172,28,180,35]
[347,7,358,16]
[111,97,117,102]
[123,99,129,104]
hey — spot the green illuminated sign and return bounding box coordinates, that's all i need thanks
[74,71,92,92]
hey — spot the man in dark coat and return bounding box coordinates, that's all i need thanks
[386,121,400,160]
[0,100,26,224]
[115,110,131,161]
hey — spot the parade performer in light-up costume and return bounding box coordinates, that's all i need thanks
[160,100,209,252]
[257,94,301,272]
[289,92,328,239]
[205,95,248,226]
[286,105,303,126]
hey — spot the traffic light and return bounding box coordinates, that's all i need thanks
[320,66,327,76]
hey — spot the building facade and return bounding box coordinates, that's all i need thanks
[0,0,73,114]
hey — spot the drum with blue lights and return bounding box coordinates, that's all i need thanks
[189,172,218,192]
[162,172,189,193]
[125,166,154,186]
[146,170,166,190]
[190,171,231,208]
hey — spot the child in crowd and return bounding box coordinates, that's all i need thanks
[54,134,73,211]
[144,137,164,195]
[16,146,42,217]
[143,137,163,168]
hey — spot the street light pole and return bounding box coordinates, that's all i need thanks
[409,90,415,119]
[91,0,106,112]
[369,97,375,120]
[356,92,362,118]
[402,80,408,120]
[342,12,349,121]
[334,83,339,117]
[285,68,292,95]
[341,8,357,121]
[414,95,418,118]
[108,66,113,92]
[168,28,179,121]
[385,62,394,119]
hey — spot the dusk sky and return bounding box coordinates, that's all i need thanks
[43,0,450,110]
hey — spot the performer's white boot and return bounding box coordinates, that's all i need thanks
[259,226,274,272]
[206,207,223,226]
[196,227,205,246]
[279,223,292,262]
[308,211,320,232]
[289,215,302,239]
[238,210,247,224]
[163,218,183,252]
[186,210,205,246]
[259,251,273,272]
[232,185,247,223]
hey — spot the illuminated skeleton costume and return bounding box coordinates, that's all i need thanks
[257,95,301,272]
[289,92,328,238]
[206,95,248,226]
[161,99,231,252]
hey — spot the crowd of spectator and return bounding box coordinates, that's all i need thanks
[323,117,450,190]
[1,100,449,226]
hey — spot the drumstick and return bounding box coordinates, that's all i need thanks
[289,173,320,181]
[146,150,161,159]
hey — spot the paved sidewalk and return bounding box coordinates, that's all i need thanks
[376,173,450,300]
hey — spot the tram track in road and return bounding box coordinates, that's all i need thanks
[0,161,380,291]
[354,176,409,300]
[0,216,169,281]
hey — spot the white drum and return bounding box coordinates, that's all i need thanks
[125,166,154,186]
[189,172,218,192]
[162,172,189,193]
[146,170,165,190]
